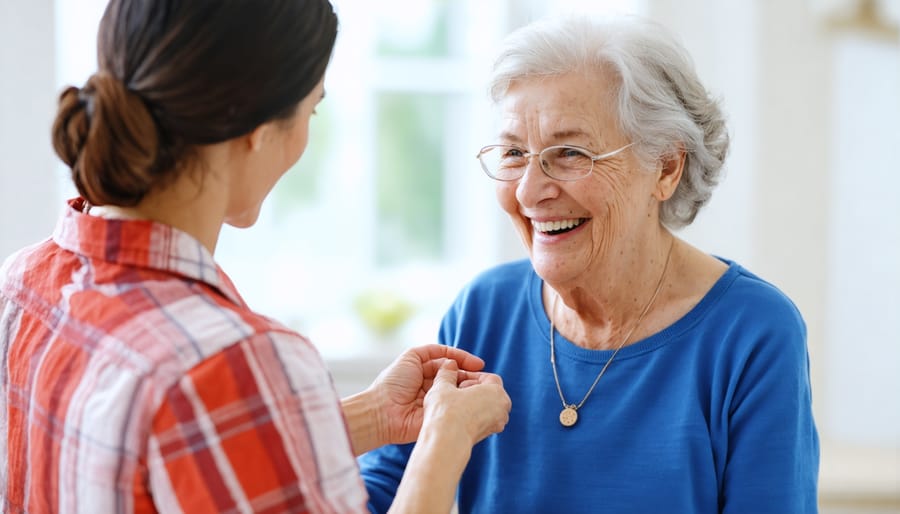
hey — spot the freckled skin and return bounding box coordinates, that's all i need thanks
[489,70,705,348]
[494,73,659,298]
[490,71,728,351]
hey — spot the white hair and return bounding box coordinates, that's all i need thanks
[489,14,730,229]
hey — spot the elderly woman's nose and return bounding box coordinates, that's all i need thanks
[515,156,556,205]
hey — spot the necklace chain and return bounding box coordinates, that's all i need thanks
[549,238,674,426]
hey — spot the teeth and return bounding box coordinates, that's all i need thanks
[532,218,584,233]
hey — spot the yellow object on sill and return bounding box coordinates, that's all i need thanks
[353,288,414,338]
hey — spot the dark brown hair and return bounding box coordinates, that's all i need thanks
[52,0,338,206]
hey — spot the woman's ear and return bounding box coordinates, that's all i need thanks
[246,123,271,153]
[655,148,685,201]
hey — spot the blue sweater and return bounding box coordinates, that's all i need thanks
[359,259,819,513]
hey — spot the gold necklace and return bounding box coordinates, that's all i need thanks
[550,239,674,427]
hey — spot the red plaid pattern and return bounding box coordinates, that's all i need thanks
[1,198,367,513]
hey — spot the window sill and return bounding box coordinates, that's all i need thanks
[819,438,900,506]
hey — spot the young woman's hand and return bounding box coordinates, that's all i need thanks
[421,360,511,446]
[367,344,504,446]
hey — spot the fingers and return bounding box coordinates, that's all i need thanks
[420,357,451,380]
[409,344,485,372]
[421,364,511,445]
[457,370,503,385]
[431,359,460,387]
[423,364,502,388]
[457,371,504,390]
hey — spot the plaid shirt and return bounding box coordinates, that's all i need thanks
[0,198,367,513]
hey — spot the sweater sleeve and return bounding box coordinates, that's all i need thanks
[719,294,820,513]
[358,443,416,514]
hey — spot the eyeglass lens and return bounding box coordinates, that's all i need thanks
[479,146,594,180]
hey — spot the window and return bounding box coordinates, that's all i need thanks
[213,0,518,359]
[43,1,652,362]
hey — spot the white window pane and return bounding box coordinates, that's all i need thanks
[825,35,900,446]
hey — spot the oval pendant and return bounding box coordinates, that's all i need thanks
[559,406,578,427]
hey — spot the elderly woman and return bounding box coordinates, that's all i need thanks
[359,14,819,514]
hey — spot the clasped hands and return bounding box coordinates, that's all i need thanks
[367,344,511,448]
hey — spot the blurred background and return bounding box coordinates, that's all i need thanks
[1,0,898,511]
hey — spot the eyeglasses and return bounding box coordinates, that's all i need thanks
[475,142,634,181]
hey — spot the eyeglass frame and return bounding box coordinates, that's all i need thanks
[475,142,635,182]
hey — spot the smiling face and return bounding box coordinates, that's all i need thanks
[494,71,663,286]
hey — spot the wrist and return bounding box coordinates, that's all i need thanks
[419,418,473,455]
[341,388,387,455]
[390,418,473,514]
[420,405,475,450]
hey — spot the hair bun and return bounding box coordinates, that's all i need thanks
[82,71,130,111]
[52,71,161,206]
[52,86,89,168]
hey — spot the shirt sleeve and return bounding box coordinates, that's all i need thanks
[358,443,415,514]
[145,331,368,513]
[719,297,820,513]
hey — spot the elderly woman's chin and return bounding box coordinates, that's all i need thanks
[526,243,596,285]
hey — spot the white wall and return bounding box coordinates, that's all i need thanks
[0,0,59,259]
[826,34,900,446]
[647,0,900,504]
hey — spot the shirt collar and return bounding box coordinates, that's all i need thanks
[52,198,245,307]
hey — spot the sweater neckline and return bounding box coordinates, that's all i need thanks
[527,259,741,363]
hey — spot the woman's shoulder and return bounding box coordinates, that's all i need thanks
[676,245,801,326]
[126,302,328,420]
[693,259,807,352]
[92,276,315,385]
[716,260,803,323]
